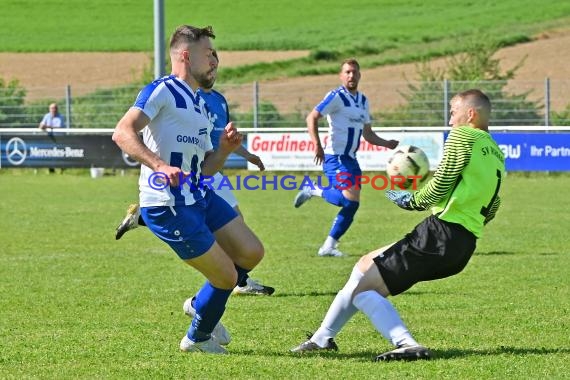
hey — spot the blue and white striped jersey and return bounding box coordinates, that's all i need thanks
[315,85,371,158]
[133,75,213,207]
[198,89,230,150]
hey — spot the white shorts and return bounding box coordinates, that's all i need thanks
[212,172,238,208]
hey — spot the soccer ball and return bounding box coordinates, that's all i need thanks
[386,145,430,189]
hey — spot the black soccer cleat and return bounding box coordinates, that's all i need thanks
[290,334,338,353]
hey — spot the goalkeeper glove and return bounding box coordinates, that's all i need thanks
[386,190,413,210]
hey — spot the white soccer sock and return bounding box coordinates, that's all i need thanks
[311,265,363,347]
[321,236,338,251]
[310,187,323,197]
[352,290,418,347]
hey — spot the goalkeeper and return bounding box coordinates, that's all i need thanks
[291,89,505,361]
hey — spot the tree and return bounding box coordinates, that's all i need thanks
[380,41,543,127]
[0,78,31,128]
[551,104,570,126]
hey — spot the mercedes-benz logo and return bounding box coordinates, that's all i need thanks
[6,137,27,165]
[122,151,139,167]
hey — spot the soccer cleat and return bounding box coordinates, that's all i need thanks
[293,185,313,208]
[182,298,231,346]
[233,278,275,296]
[318,246,344,257]
[290,337,339,353]
[115,203,140,240]
[374,344,432,362]
[179,335,228,354]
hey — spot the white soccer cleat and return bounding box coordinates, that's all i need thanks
[293,185,313,208]
[233,278,275,296]
[318,246,344,257]
[115,203,140,240]
[179,335,228,354]
[375,344,431,361]
[182,298,231,346]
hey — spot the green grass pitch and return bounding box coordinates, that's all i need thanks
[0,171,568,378]
[1,0,569,51]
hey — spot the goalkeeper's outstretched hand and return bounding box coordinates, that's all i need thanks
[386,190,413,210]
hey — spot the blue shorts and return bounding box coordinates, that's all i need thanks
[323,154,362,189]
[140,189,238,260]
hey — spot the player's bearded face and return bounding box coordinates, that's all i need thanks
[196,66,217,89]
[191,39,218,89]
[340,64,360,91]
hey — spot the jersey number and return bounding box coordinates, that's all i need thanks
[480,169,502,217]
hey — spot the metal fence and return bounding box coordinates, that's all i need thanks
[1,79,569,129]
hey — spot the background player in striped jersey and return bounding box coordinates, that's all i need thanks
[113,25,265,354]
[292,89,504,361]
[115,49,274,296]
[293,58,398,257]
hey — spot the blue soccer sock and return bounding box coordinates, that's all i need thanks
[329,199,359,240]
[187,282,232,342]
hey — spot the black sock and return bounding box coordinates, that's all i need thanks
[237,274,249,287]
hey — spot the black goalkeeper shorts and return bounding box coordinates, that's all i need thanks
[374,215,477,296]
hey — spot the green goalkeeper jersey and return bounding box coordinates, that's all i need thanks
[410,126,505,238]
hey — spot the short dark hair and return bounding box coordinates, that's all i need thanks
[454,89,492,113]
[169,25,215,51]
[340,58,360,71]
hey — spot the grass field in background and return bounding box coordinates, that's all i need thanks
[0,172,568,379]
[1,0,569,52]
[2,1,570,84]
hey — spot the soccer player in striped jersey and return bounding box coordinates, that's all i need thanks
[114,50,274,296]
[293,58,398,257]
[198,69,274,296]
[292,89,505,362]
[113,25,265,354]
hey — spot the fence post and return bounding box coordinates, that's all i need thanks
[443,79,449,126]
[253,81,259,129]
[544,77,550,127]
[153,0,165,79]
[65,85,72,128]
